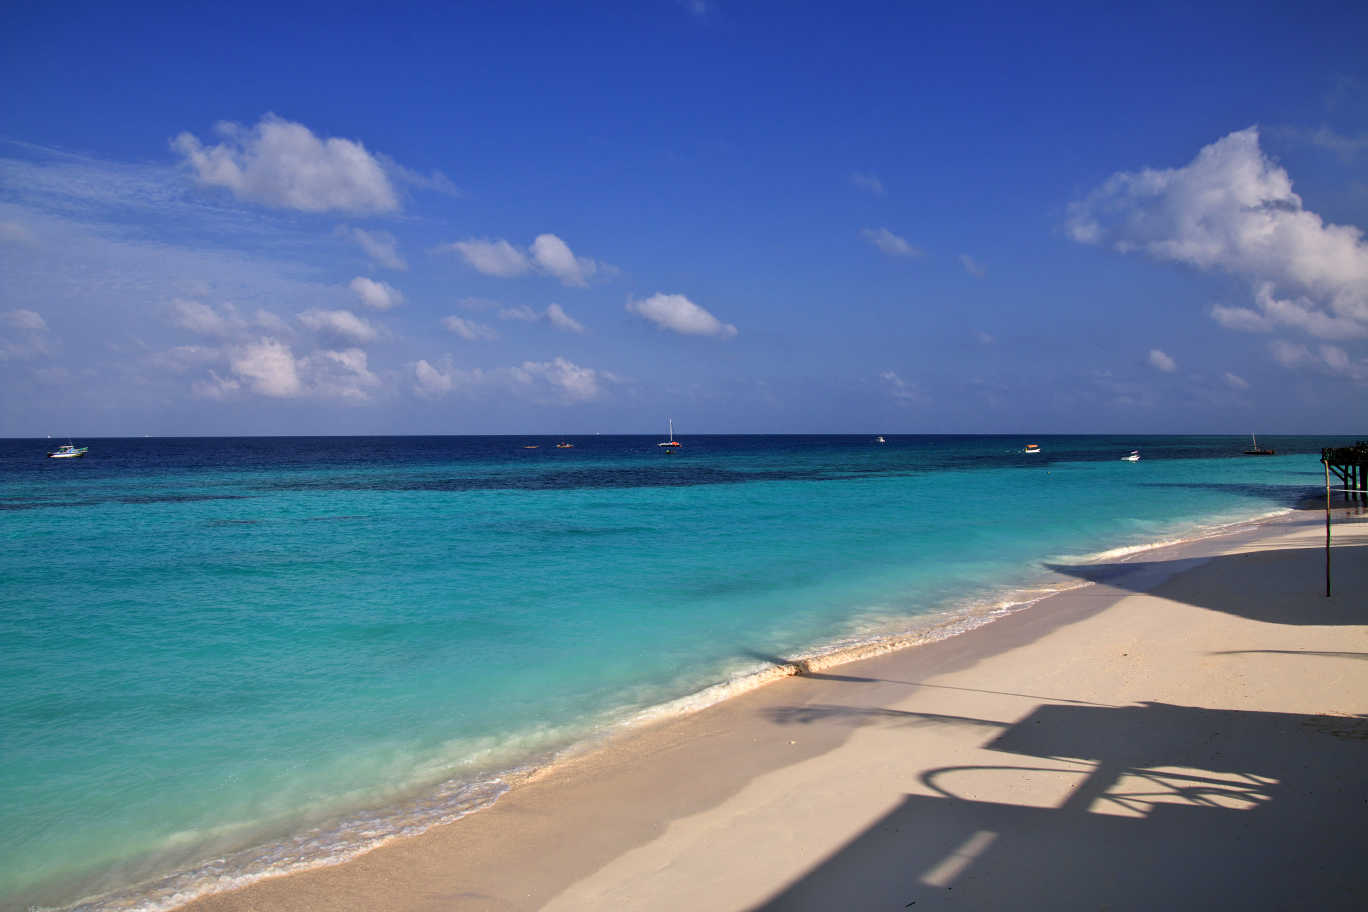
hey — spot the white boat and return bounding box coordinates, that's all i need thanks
[48,442,87,459]
[876,436,886,443]
[1023,443,1041,454]
[658,419,681,451]
[1122,450,1140,462]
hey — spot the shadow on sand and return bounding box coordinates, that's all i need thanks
[1044,544,1368,626]
[752,700,1368,910]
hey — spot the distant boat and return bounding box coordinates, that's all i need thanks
[1122,450,1141,462]
[1023,443,1041,455]
[555,442,574,449]
[876,436,886,443]
[523,445,540,449]
[658,419,681,451]
[48,441,87,459]
[1243,434,1275,456]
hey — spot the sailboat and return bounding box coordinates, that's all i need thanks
[1243,434,1275,456]
[657,419,681,451]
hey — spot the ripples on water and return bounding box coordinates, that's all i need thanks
[0,435,1342,911]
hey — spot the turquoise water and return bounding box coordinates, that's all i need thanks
[0,435,1340,910]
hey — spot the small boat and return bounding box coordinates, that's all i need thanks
[658,419,681,451]
[1243,434,1275,456]
[523,445,540,449]
[48,442,88,459]
[876,436,886,443]
[1023,443,1041,455]
[555,442,574,448]
[1122,450,1140,462]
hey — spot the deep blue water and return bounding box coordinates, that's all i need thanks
[0,435,1344,910]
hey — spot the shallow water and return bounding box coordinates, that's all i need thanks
[0,434,1343,910]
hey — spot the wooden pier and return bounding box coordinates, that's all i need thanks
[1322,442,1368,504]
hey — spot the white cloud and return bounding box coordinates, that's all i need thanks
[1223,371,1250,390]
[378,155,462,198]
[412,355,614,403]
[448,238,531,277]
[441,315,498,341]
[254,309,290,334]
[850,171,885,196]
[172,114,399,213]
[546,302,585,333]
[230,338,302,397]
[192,370,241,400]
[1271,339,1312,368]
[627,292,737,338]
[171,298,243,337]
[1320,344,1350,372]
[513,357,604,402]
[1210,303,1273,333]
[1068,127,1368,344]
[343,227,406,270]
[414,358,456,398]
[3,308,46,331]
[1211,283,1367,339]
[306,348,380,402]
[879,370,923,403]
[959,253,987,277]
[151,344,220,374]
[297,308,379,344]
[0,307,50,360]
[531,233,598,287]
[975,330,996,345]
[447,233,606,287]
[861,227,920,258]
[1309,126,1368,161]
[194,339,381,401]
[348,276,403,311]
[498,304,540,322]
[1148,349,1177,372]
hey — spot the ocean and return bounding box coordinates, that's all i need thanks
[0,434,1343,911]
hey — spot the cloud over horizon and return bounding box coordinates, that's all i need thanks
[412,355,614,403]
[194,337,381,402]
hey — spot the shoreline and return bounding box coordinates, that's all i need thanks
[47,503,1301,912]
[169,501,1367,911]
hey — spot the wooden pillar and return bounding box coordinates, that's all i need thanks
[1325,460,1332,598]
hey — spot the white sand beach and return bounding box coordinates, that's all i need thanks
[186,505,1368,911]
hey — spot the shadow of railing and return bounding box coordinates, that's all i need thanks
[751,701,1368,910]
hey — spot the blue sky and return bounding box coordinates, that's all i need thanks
[2,1,1367,435]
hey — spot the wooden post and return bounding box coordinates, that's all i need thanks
[1325,459,1332,598]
